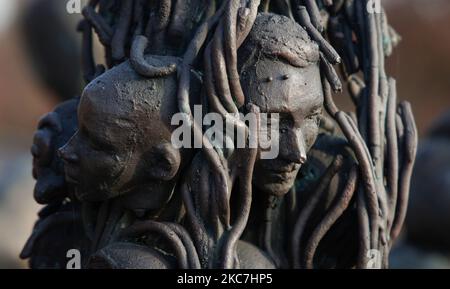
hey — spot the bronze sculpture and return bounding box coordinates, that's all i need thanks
[22,0,418,269]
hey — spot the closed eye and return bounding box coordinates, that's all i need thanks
[82,125,114,152]
[305,109,322,126]
[308,104,323,116]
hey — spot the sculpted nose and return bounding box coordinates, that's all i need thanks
[283,129,307,165]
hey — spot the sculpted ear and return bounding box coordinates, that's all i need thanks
[146,143,181,181]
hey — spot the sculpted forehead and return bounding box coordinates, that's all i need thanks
[80,82,132,123]
[79,92,134,130]
[243,58,323,113]
[79,55,181,133]
[78,91,138,149]
[239,13,320,68]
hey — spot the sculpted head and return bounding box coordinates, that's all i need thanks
[31,98,79,204]
[59,56,184,205]
[239,13,324,197]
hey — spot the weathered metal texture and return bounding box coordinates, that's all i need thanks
[22,0,417,269]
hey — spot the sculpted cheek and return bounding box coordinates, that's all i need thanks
[302,123,320,150]
[82,149,123,179]
[99,153,125,178]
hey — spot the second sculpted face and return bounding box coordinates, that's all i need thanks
[59,56,182,204]
[242,58,323,197]
[239,13,324,197]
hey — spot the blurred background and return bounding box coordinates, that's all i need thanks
[0,0,82,268]
[0,0,449,268]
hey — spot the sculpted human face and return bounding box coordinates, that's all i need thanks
[242,58,323,197]
[60,95,135,201]
[58,59,181,203]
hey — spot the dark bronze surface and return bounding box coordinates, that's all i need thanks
[22,0,417,269]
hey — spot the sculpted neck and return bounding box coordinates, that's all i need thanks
[240,188,292,267]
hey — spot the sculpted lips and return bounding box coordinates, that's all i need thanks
[262,160,301,174]
[262,161,301,183]
[271,164,300,174]
[271,169,299,182]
